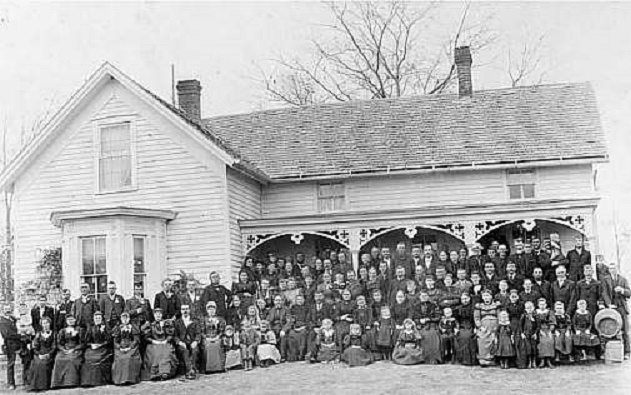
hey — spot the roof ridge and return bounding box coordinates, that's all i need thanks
[202,81,593,122]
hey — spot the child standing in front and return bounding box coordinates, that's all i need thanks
[439,307,459,364]
[240,319,259,371]
[494,310,515,369]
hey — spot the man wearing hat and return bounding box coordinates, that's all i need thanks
[0,304,22,390]
[174,304,201,379]
[467,243,484,276]
[70,282,98,329]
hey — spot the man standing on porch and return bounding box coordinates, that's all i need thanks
[370,247,381,269]
[393,242,412,279]
[423,245,436,276]
[201,272,232,319]
[381,247,393,276]
[566,236,592,282]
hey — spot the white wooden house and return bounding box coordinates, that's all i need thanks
[0,48,608,298]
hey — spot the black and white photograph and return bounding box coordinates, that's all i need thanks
[0,1,630,393]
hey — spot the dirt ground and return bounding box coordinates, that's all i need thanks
[9,359,630,395]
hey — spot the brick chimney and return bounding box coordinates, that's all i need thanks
[176,79,202,122]
[454,46,473,97]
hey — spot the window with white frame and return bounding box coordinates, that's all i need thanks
[317,182,345,212]
[507,169,536,200]
[133,235,147,293]
[98,122,133,192]
[81,236,108,297]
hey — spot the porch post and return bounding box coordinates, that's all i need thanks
[462,221,478,255]
[348,228,361,273]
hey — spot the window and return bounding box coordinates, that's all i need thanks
[133,235,147,293]
[81,236,107,297]
[507,169,535,200]
[317,182,345,212]
[98,122,133,192]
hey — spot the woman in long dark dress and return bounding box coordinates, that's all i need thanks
[454,293,477,365]
[390,290,411,342]
[416,289,442,364]
[201,301,227,373]
[474,289,499,366]
[112,311,142,385]
[141,308,178,381]
[51,315,83,389]
[81,311,112,387]
[335,289,355,347]
[29,316,56,391]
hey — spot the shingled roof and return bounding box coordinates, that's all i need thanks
[203,82,607,181]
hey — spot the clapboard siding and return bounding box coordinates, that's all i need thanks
[261,165,595,218]
[227,168,262,278]
[262,183,315,217]
[12,80,231,294]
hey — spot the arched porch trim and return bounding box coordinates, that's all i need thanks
[474,217,589,242]
[359,224,466,249]
[245,230,350,254]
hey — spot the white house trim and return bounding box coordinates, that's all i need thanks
[50,206,178,227]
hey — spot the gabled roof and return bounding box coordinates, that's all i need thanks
[0,62,269,190]
[203,82,608,181]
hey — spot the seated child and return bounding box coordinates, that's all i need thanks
[392,318,424,365]
[316,318,339,364]
[257,320,282,367]
[341,323,372,367]
[223,325,242,370]
[572,299,600,362]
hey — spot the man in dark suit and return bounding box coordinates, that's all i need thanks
[603,262,631,359]
[154,278,181,320]
[200,272,231,319]
[532,267,551,305]
[125,282,154,328]
[179,279,202,320]
[566,236,592,282]
[393,241,413,279]
[30,294,54,333]
[422,244,438,276]
[551,266,576,316]
[70,282,98,329]
[306,290,335,361]
[54,288,74,332]
[505,262,524,292]
[467,243,485,276]
[174,304,201,379]
[0,305,22,390]
[99,281,125,329]
[575,264,604,317]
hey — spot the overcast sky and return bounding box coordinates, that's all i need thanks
[1,1,630,265]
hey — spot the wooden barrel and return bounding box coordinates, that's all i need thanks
[594,308,623,338]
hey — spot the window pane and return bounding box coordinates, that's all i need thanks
[134,237,145,274]
[332,183,344,196]
[508,185,522,200]
[81,239,94,275]
[333,196,345,210]
[523,184,535,199]
[520,170,535,183]
[101,124,130,156]
[318,184,331,197]
[95,238,107,274]
[96,275,108,294]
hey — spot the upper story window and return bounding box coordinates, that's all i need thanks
[317,182,345,212]
[507,169,535,199]
[96,121,136,192]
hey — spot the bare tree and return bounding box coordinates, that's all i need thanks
[261,1,496,106]
[507,33,548,87]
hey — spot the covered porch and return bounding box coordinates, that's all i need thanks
[240,197,598,269]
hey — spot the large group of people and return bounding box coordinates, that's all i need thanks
[0,235,629,391]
